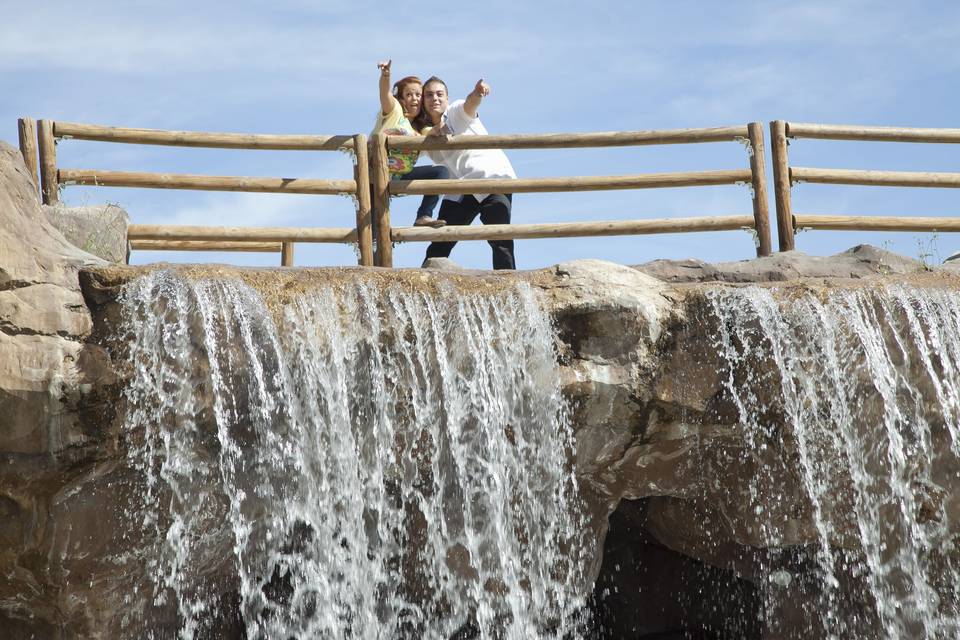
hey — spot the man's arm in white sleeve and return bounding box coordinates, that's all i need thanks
[463,79,490,119]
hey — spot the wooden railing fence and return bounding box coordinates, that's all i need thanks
[16,117,776,266]
[21,116,960,266]
[770,121,960,251]
[18,118,374,267]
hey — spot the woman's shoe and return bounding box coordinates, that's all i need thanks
[414,216,446,228]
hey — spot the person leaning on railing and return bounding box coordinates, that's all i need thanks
[415,76,518,270]
[372,60,448,228]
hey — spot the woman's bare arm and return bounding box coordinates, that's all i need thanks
[377,60,394,116]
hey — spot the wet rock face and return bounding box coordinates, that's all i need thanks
[591,498,763,639]
[576,277,960,638]
[0,143,124,638]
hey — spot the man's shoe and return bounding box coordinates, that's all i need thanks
[414,216,446,228]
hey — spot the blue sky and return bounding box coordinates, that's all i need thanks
[4,0,960,269]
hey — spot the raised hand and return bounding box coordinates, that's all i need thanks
[473,79,490,97]
[377,60,392,75]
[463,79,490,118]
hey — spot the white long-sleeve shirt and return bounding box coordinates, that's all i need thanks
[425,99,517,203]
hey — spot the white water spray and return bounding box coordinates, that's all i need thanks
[119,270,590,639]
[708,285,960,639]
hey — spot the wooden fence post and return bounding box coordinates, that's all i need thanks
[17,118,39,190]
[281,242,294,266]
[770,120,795,251]
[37,119,59,205]
[370,133,393,267]
[747,122,772,257]
[352,133,374,266]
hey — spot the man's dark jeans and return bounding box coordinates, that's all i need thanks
[424,194,514,270]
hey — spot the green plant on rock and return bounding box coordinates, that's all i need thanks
[914,232,941,270]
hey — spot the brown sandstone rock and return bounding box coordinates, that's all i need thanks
[0,142,110,456]
[0,145,103,289]
[42,203,130,264]
[0,141,124,637]
[0,283,92,337]
[635,244,926,283]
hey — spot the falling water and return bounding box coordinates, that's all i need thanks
[708,284,960,639]
[117,270,589,639]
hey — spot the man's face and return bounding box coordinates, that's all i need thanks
[423,82,448,121]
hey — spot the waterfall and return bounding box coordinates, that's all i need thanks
[117,270,589,639]
[708,285,960,639]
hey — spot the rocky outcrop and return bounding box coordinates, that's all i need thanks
[0,143,122,636]
[634,243,928,283]
[42,203,130,264]
[0,142,114,455]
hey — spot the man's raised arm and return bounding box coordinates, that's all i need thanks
[463,79,490,119]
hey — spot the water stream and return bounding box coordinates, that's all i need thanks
[708,284,960,639]
[115,269,960,638]
[118,270,589,639]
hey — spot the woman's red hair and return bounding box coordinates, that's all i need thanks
[392,76,423,100]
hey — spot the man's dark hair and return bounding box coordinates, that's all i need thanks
[423,76,448,91]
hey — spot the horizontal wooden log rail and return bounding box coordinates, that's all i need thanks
[53,121,355,150]
[786,123,960,144]
[131,240,284,252]
[387,125,750,151]
[390,170,753,196]
[59,169,357,195]
[791,167,960,188]
[793,215,960,232]
[392,215,755,242]
[771,120,960,252]
[129,224,358,243]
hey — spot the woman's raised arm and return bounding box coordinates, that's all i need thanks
[377,60,394,116]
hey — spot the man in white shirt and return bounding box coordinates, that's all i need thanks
[420,77,517,270]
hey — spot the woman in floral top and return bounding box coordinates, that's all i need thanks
[371,60,448,227]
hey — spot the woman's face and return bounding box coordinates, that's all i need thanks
[398,83,422,118]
